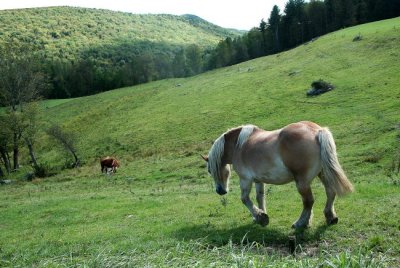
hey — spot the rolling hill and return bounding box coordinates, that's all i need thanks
[0,7,243,97]
[0,6,240,61]
[1,17,400,266]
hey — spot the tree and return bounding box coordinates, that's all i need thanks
[0,115,12,174]
[172,49,186,77]
[245,29,264,59]
[306,0,328,37]
[232,37,249,64]
[46,124,80,168]
[325,0,355,30]
[340,0,356,27]
[259,19,268,54]
[354,0,369,24]
[213,38,234,68]
[268,5,282,53]
[21,102,41,171]
[325,0,339,31]
[282,0,307,49]
[185,44,203,76]
[0,44,48,170]
[371,0,400,20]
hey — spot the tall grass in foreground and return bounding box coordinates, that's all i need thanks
[32,238,394,267]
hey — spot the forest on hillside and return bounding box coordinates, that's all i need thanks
[209,0,400,69]
[0,0,399,100]
[0,7,240,99]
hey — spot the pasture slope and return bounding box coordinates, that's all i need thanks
[1,18,400,267]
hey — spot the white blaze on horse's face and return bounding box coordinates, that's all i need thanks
[205,133,232,196]
[211,164,231,196]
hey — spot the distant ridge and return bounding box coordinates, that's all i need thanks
[0,6,243,97]
[181,14,247,34]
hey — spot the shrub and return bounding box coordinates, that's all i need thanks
[307,79,335,96]
[33,162,52,178]
[353,33,363,42]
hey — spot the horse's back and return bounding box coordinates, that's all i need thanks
[278,121,322,178]
[234,129,293,183]
[280,121,321,139]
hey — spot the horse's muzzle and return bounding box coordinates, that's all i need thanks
[216,185,227,195]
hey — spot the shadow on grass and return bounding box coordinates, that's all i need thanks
[174,222,331,254]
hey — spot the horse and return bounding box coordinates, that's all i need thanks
[100,156,120,174]
[202,121,353,229]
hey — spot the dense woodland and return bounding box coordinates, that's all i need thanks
[0,7,241,98]
[209,0,400,69]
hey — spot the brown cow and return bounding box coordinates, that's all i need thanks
[100,156,120,174]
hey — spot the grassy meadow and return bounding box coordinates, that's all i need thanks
[1,18,400,267]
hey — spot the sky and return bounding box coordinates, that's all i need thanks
[0,0,288,30]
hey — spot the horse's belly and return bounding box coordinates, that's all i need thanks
[237,160,294,185]
[257,169,293,184]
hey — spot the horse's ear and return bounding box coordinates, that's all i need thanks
[201,155,209,162]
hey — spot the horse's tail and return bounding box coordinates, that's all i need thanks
[318,128,354,196]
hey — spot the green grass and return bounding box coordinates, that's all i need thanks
[1,18,400,267]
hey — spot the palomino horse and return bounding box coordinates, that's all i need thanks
[100,156,120,174]
[202,121,353,228]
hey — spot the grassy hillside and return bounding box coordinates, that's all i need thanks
[1,18,400,266]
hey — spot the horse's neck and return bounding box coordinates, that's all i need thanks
[222,127,242,164]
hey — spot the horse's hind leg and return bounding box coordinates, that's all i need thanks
[293,180,314,229]
[319,174,338,225]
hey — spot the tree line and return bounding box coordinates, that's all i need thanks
[207,0,400,69]
[46,43,205,98]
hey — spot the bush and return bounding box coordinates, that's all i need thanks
[353,33,363,42]
[307,79,335,96]
[33,163,52,178]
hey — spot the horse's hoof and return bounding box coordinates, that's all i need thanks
[256,212,269,227]
[327,217,338,225]
[291,223,301,229]
[291,221,310,229]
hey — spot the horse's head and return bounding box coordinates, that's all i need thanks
[202,134,232,196]
[202,155,231,195]
[215,164,231,195]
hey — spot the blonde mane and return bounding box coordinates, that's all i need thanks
[207,133,225,180]
[208,125,256,180]
[236,125,256,148]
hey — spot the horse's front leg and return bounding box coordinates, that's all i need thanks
[255,182,266,213]
[240,179,269,226]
